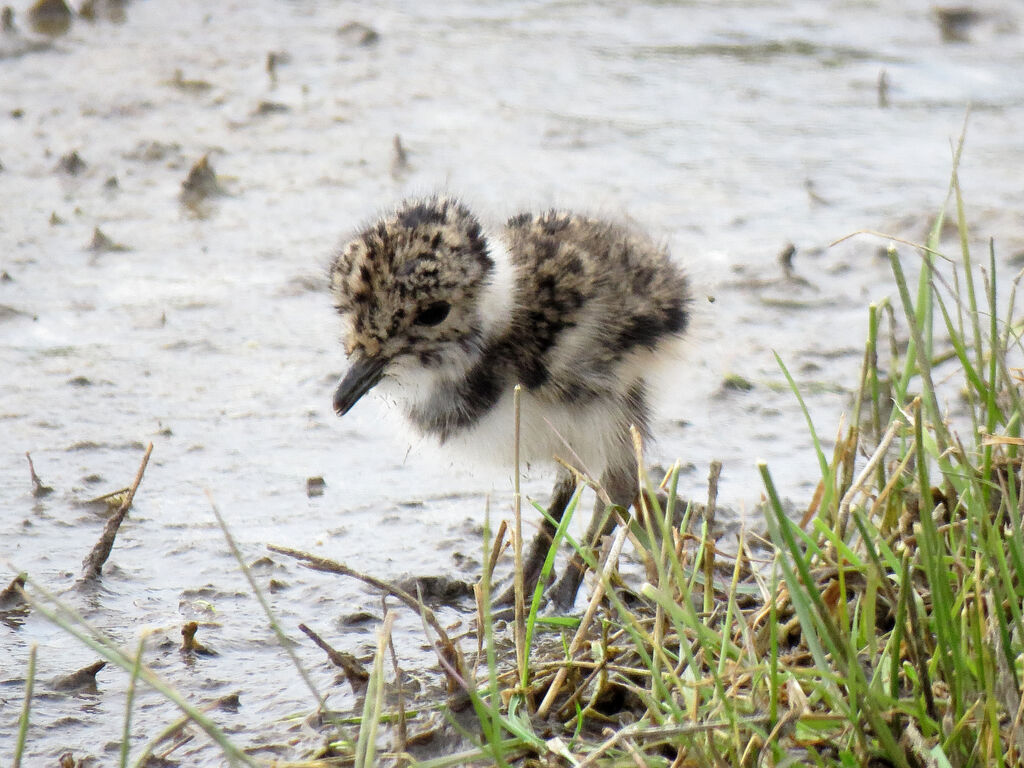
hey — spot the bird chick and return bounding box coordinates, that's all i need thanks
[330,196,691,608]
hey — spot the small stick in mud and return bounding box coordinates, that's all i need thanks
[81,442,153,579]
[390,134,410,178]
[298,622,369,691]
[180,621,216,656]
[25,452,54,497]
[478,517,509,655]
[269,544,466,691]
[777,243,797,279]
[133,692,240,767]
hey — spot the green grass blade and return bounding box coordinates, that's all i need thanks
[12,642,35,768]
[19,580,258,767]
[525,489,582,654]
[888,248,950,451]
[354,613,393,768]
[208,496,325,709]
[759,461,836,672]
[120,634,146,768]
[773,352,832,494]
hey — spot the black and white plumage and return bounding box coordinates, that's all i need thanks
[330,195,691,607]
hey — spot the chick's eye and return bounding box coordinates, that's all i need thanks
[414,301,451,327]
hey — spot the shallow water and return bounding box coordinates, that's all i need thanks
[2,0,1023,763]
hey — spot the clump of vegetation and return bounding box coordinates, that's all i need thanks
[12,142,1024,767]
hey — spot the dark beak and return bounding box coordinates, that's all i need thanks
[333,355,387,416]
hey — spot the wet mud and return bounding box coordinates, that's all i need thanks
[2,0,1023,763]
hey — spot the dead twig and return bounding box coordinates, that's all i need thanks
[81,443,153,579]
[833,418,903,546]
[298,622,369,691]
[703,460,722,611]
[25,452,53,497]
[383,596,409,761]
[134,693,240,767]
[267,544,464,690]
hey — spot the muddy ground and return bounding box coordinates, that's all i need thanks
[2,1,1023,764]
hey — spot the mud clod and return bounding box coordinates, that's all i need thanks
[87,226,128,253]
[169,68,212,94]
[721,373,754,392]
[254,100,290,116]
[0,573,27,609]
[306,476,326,497]
[181,620,217,655]
[125,139,181,163]
[28,0,71,36]
[934,6,981,43]
[56,150,86,175]
[180,154,225,203]
[78,0,128,24]
[337,21,379,46]
[396,574,474,603]
[51,660,106,691]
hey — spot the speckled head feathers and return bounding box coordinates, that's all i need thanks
[331,196,493,359]
[329,196,500,415]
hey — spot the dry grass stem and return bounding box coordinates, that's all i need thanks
[81,442,153,579]
[267,544,465,691]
